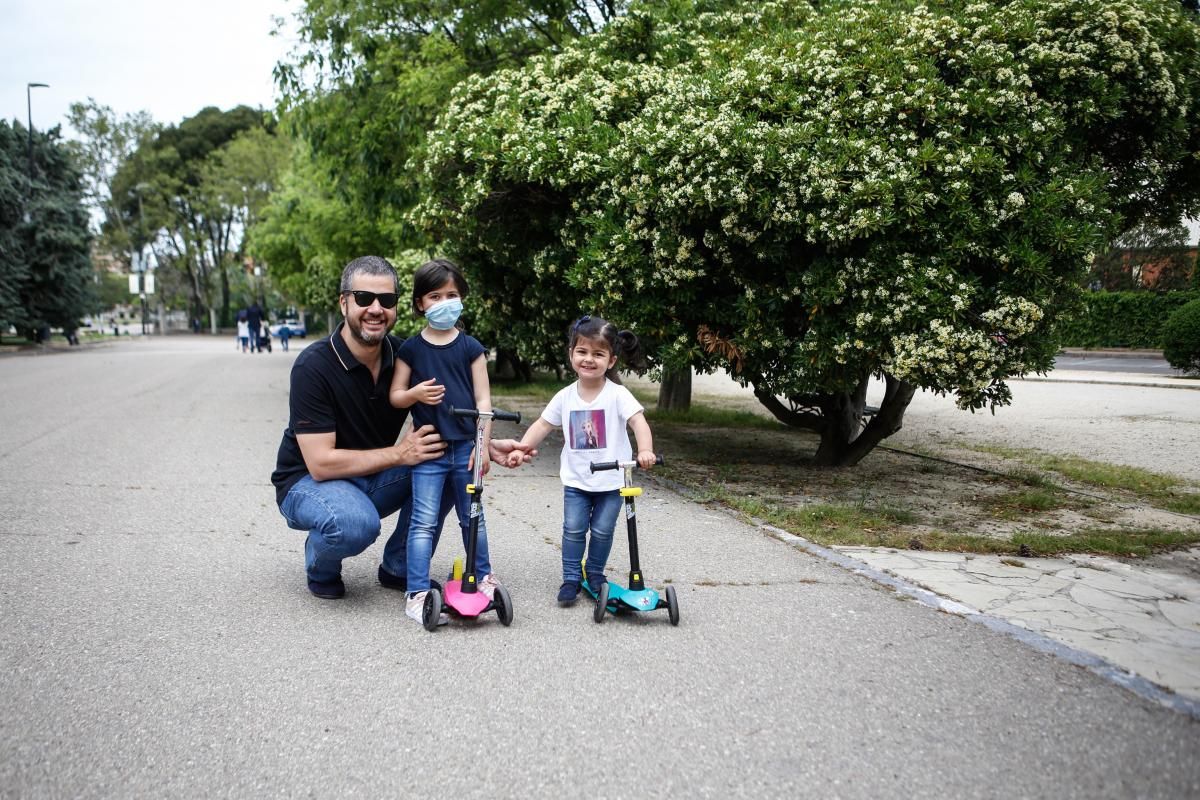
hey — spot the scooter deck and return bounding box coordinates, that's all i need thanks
[583,578,663,614]
[443,579,492,617]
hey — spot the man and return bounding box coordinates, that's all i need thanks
[271,255,530,599]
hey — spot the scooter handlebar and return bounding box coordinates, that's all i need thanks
[589,455,664,472]
[449,406,521,424]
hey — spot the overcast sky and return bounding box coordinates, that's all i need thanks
[1,0,298,136]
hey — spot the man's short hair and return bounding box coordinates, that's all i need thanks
[339,256,399,293]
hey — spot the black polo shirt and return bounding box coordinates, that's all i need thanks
[270,323,411,506]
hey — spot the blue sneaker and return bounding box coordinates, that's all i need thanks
[557,581,581,605]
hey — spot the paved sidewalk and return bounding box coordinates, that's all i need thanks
[832,547,1200,710]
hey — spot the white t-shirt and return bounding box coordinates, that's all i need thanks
[540,379,644,492]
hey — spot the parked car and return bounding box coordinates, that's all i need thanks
[270,319,306,338]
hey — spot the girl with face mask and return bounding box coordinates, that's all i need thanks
[390,258,502,624]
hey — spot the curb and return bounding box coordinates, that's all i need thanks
[1017,375,1200,390]
[1059,348,1165,359]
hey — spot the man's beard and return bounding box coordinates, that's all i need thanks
[346,313,388,346]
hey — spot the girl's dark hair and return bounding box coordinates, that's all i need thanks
[568,315,641,384]
[411,258,469,316]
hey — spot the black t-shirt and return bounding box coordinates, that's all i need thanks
[270,324,410,506]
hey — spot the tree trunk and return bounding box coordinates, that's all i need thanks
[656,364,692,412]
[812,375,917,466]
[752,372,917,466]
[492,348,532,382]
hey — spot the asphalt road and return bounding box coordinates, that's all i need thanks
[2,337,1198,799]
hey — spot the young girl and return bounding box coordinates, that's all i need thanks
[507,315,655,604]
[390,258,500,624]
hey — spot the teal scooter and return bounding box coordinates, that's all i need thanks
[582,456,680,626]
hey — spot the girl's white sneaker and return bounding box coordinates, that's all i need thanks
[405,591,448,626]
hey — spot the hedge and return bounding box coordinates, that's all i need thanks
[1055,291,1200,348]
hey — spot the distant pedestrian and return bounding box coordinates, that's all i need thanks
[247,303,263,353]
[237,313,250,353]
[278,323,291,352]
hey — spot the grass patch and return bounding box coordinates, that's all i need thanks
[1011,528,1200,558]
[968,443,1200,515]
[983,487,1070,520]
[489,373,567,403]
[645,405,785,431]
[694,482,1200,558]
[1007,468,1057,489]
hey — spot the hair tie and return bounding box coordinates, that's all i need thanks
[573,315,591,330]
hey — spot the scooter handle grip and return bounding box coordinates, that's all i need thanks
[590,455,664,472]
[449,406,522,424]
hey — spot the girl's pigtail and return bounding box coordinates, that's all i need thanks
[605,329,642,384]
[616,329,640,361]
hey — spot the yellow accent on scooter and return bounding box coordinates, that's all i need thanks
[620,487,642,497]
[467,484,476,494]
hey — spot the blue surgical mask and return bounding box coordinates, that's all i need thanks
[425,298,463,330]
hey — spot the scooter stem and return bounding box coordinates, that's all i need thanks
[623,464,645,591]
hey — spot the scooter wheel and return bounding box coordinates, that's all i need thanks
[593,582,609,623]
[665,584,680,626]
[494,585,514,626]
[423,588,443,633]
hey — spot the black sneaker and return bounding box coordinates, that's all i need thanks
[378,566,406,592]
[379,566,441,593]
[557,581,581,605]
[586,573,608,592]
[308,576,345,599]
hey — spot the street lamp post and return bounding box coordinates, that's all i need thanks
[26,82,49,191]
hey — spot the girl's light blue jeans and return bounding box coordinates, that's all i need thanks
[562,486,622,584]
[406,439,492,593]
[279,466,454,585]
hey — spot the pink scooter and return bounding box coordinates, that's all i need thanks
[420,406,519,632]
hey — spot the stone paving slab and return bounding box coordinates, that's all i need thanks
[834,546,1200,702]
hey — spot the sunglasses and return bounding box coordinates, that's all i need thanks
[343,290,399,309]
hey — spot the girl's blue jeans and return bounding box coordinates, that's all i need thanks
[279,465,454,585]
[406,439,492,593]
[562,486,622,584]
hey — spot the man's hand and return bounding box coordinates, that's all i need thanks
[409,378,445,406]
[490,438,535,468]
[395,424,446,465]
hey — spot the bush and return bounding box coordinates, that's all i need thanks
[1056,291,1200,348]
[1161,299,1200,374]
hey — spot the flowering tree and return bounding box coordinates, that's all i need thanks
[417,0,1200,464]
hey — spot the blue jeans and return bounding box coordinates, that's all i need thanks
[562,486,622,584]
[279,466,453,583]
[407,439,492,593]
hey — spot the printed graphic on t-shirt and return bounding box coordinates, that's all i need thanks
[569,409,605,450]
